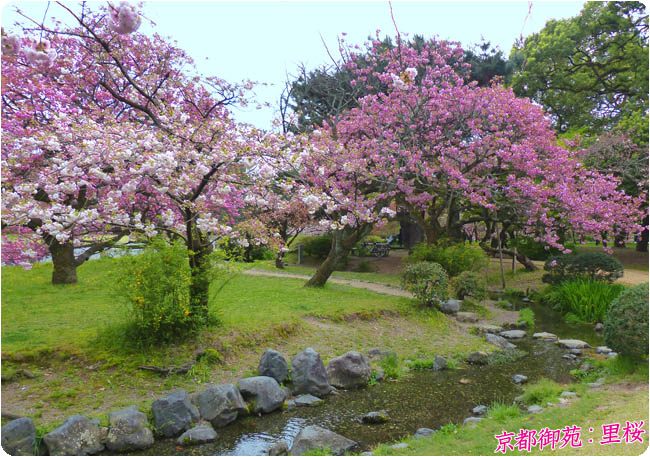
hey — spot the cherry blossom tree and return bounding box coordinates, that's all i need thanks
[314,34,644,270]
[240,154,313,268]
[2,3,257,322]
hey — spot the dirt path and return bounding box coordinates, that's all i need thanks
[617,268,649,286]
[243,268,413,297]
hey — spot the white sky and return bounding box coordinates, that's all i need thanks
[2,1,586,129]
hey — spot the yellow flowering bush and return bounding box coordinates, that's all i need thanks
[118,238,196,344]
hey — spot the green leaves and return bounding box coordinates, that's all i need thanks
[510,2,648,137]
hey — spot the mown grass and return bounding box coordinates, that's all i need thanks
[1,256,414,360]
[251,261,403,287]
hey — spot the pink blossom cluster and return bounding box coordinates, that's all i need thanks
[108,2,142,35]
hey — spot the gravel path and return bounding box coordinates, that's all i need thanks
[243,268,413,297]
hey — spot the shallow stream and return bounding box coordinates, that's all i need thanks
[127,299,602,456]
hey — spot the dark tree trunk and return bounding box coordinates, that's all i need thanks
[481,244,538,271]
[186,215,212,323]
[189,247,210,323]
[446,199,464,242]
[305,226,370,287]
[398,212,425,250]
[636,215,648,252]
[614,233,627,248]
[275,252,285,269]
[50,241,78,284]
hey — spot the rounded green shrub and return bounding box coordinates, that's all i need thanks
[407,242,487,277]
[451,271,487,300]
[302,235,332,259]
[118,238,197,345]
[604,283,649,359]
[401,261,449,305]
[509,236,576,261]
[543,252,623,284]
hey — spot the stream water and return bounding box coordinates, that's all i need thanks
[127,299,603,456]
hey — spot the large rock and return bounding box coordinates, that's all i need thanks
[176,424,217,446]
[1,417,36,456]
[361,410,389,424]
[439,299,461,314]
[365,348,396,362]
[532,332,558,342]
[595,346,612,354]
[151,390,200,438]
[499,330,526,339]
[258,349,289,383]
[472,324,504,334]
[192,384,247,428]
[466,351,489,365]
[456,312,479,323]
[414,428,435,439]
[43,415,104,456]
[294,394,323,407]
[106,405,154,452]
[326,351,371,389]
[557,339,591,349]
[238,376,287,414]
[472,405,488,416]
[432,355,447,372]
[512,374,528,384]
[289,426,356,456]
[485,333,516,350]
[291,348,331,396]
[463,417,483,426]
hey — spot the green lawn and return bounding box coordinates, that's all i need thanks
[1,257,413,358]
[251,261,403,287]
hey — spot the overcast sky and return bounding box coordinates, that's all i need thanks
[2,1,585,129]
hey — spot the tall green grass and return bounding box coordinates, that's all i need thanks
[542,279,624,323]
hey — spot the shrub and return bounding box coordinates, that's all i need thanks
[353,260,379,273]
[117,239,198,345]
[401,261,450,306]
[509,236,575,261]
[520,378,563,405]
[542,252,623,284]
[542,279,624,323]
[604,283,649,359]
[219,237,274,262]
[302,235,332,259]
[408,242,488,277]
[488,401,521,421]
[495,300,513,309]
[452,271,487,300]
[378,352,400,379]
[517,307,535,328]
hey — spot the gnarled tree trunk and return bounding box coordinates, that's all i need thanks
[481,244,538,271]
[50,241,78,284]
[305,226,371,287]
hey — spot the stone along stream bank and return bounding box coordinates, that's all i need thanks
[2,298,608,456]
[131,299,605,456]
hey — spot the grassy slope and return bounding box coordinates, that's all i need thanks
[251,261,404,287]
[1,257,412,357]
[3,257,495,428]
